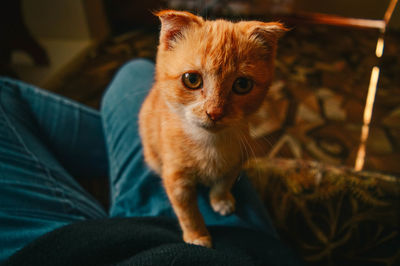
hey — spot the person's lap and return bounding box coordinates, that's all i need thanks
[0,78,108,261]
[0,59,276,263]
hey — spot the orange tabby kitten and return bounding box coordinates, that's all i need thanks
[139,10,286,248]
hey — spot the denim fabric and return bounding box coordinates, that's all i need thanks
[100,59,173,218]
[0,78,108,262]
[0,59,277,263]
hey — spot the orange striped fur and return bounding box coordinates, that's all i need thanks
[139,10,286,247]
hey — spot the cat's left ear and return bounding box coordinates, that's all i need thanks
[243,22,288,50]
[155,10,204,50]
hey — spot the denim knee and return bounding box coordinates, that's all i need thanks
[100,58,155,114]
[0,77,22,98]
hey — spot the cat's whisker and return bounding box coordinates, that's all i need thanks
[226,122,248,162]
[236,134,247,182]
[256,133,294,158]
[239,133,250,162]
[235,131,244,160]
[258,136,276,156]
[246,135,257,160]
[237,127,255,160]
[248,129,275,155]
[257,135,274,150]
[235,130,245,163]
[241,128,265,187]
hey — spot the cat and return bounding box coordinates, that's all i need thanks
[139,9,286,248]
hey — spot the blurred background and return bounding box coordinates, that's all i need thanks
[1,1,399,265]
[1,0,399,176]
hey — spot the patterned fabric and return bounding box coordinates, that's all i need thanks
[246,158,400,266]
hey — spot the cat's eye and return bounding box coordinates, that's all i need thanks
[232,77,253,94]
[182,72,203,90]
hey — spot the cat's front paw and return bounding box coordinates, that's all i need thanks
[210,194,235,216]
[184,234,212,248]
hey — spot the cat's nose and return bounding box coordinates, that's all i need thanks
[206,108,223,121]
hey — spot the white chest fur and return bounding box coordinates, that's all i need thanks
[183,125,244,184]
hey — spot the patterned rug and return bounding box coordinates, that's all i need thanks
[246,158,400,266]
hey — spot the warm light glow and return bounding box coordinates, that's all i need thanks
[354,0,397,171]
[364,66,380,124]
[354,66,380,171]
[355,139,367,171]
[384,0,398,25]
[375,37,385,58]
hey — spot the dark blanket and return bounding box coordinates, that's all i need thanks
[5,217,302,266]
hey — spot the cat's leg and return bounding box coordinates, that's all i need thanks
[209,172,239,216]
[163,171,212,248]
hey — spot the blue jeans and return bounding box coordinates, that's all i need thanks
[0,59,277,263]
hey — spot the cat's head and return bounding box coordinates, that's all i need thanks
[154,10,286,133]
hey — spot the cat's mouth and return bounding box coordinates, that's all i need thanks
[196,120,225,132]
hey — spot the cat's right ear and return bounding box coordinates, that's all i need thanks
[155,10,204,50]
